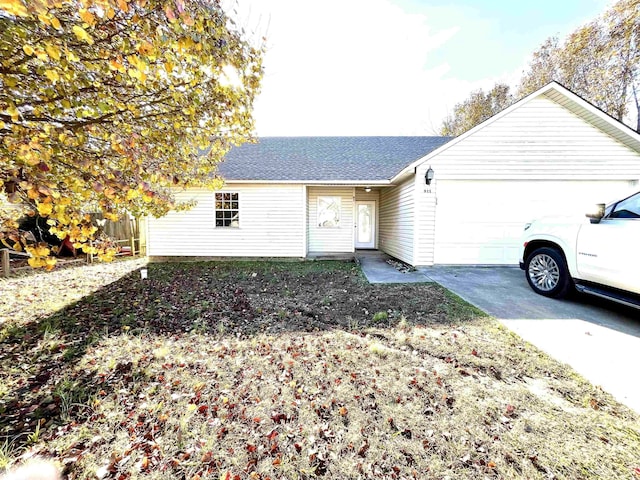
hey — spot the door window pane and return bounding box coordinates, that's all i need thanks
[358,204,371,243]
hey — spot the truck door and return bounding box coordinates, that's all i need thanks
[576,192,640,295]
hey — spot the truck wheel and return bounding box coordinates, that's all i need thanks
[525,247,573,298]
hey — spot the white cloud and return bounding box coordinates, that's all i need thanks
[224,0,619,136]
[232,0,474,135]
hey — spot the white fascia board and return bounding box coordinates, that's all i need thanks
[386,80,640,183]
[549,85,640,149]
[223,179,392,185]
[393,169,415,185]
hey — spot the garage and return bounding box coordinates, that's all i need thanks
[402,83,640,267]
[433,179,635,265]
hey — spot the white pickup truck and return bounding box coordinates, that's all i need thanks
[519,190,640,309]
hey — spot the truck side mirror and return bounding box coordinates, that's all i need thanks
[585,203,606,224]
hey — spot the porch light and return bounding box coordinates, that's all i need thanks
[364,187,372,193]
[425,167,435,186]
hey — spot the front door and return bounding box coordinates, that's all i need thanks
[355,201,375,249]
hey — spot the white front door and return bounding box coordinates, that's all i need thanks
[355,201,375,249]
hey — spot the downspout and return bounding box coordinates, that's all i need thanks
[302,185,307,258]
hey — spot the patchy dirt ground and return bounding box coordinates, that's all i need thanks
[1,259,639,480]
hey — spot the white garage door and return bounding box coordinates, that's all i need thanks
[434,180,635,265]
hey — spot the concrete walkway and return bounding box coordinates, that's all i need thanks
[356,250,430,283]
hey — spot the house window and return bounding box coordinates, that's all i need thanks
[317,196,341,227]
[215,192,239,227]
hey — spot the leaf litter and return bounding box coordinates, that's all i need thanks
[1,259,639,479]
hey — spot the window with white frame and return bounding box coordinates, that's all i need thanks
[317,196,341,227]
[215,192,239,227]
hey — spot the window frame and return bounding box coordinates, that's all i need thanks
[607,192,640,220]
[317,195,342,228]
[214,191,240,228]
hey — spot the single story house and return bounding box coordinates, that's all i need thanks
[147,82,640,266]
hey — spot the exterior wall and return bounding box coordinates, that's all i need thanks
[0,193,23,215]
[379,177,414,264]
[417,95,640,181]
[307,186,354,253]
[355,188,380,249]
[355,189,380,202]
[414,94,640,265]
[147,184,305,257]
[413,177,436,266]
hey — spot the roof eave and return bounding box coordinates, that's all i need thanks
[388,81,640,183]
[542,86,640,153]
[388,84,560,183]
[222,179,393,185]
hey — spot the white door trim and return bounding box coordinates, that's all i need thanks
[355,200,376,249]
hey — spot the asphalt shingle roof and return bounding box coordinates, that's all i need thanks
[217,136,452,182]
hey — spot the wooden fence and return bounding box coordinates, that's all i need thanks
[87,215,147,262]
[1,216,147,277]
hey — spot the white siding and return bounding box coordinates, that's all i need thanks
[413,177,435,266]
[414,94,640,265]
[307,187,354,253]
[417,95,640,181]
[379,178,414,264]
[0,193,23,215]
[147,184,304,257]
[355,189,380,202]
[543,88,640,154]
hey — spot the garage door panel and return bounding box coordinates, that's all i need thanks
[435,223,520,243]
[434,180,634,265]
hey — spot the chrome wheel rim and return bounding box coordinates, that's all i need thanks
[528,254,560,292]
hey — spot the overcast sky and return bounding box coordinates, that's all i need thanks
[231,0,611,136]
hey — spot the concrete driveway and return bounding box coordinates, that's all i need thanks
[420,266,640,413]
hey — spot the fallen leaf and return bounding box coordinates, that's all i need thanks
[271,412,287,423]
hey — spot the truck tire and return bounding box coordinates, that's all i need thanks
[525,247,573,298]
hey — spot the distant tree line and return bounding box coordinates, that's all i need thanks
[440,0,639,136]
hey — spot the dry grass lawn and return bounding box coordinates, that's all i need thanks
[1,259,639,480]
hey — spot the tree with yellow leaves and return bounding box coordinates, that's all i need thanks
[0,0,263,268]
